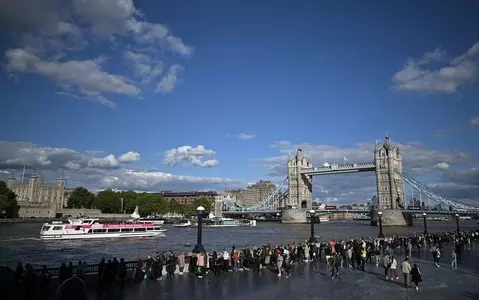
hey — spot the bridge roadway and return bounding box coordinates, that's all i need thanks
[224,209,479,216]
[300,162,376,176]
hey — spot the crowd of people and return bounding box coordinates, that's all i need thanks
[3,229,478,299]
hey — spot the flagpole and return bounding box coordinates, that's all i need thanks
[21,165,26,184]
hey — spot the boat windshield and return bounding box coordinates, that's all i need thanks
[41,225,51,231]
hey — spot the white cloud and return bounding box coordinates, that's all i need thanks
[163,145,219,167]
[118,151,140,163]
[0,141,140,171]
[254,138,478,205]
[434,162,450,170]
[156,64,184,93]
[123,50,163,83]
[470,116,479,126]
[1,0,193,107]
[226,133,257,140]
[0,140,240,192]
[392,42,479,94]
[6,48,139,107]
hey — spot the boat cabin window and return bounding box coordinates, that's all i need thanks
[75,226,82,230]
[42,225,51,231]
[93,229,107,233]
[52,226,63,231]
[121,228,133,232]
[82,220,92,224]
[108,229,120,232]
[134,227,146,232]
[146,227,153,231]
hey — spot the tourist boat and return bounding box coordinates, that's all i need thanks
[128,206,165,225]
[173,220,192,227]
[319,217,329,223]
[40,218,167,240]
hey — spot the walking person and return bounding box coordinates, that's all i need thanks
[276,250,284,277]
[382,254,390,279]
[451,249,457,269]
[389,256,399,280]
[410,264,422,290]
[401,257,412,288]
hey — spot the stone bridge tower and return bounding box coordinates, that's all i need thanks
[374,135,404,210]
[287,149,313,209]
[374,135,410,226]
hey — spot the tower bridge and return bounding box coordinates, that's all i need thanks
[220,135,479,225]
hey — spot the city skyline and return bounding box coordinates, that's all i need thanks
[0,1,478,206]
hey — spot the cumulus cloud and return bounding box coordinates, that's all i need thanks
[0,140,241,192]
[392,42,479,94]
[1,0,193,107]
[253,138,478,206]
[0,141,140,172]
[163,145,219,167]
[118,151,140,163]
[226,133,257,140]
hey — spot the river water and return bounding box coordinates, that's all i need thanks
[0,220,477,268]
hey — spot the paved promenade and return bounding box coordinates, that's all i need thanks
[88,246,479,300]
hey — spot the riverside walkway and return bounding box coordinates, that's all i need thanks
[91,244,479,300]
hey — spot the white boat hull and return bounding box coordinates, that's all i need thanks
[173,224,191,227]
[41,230,166,240]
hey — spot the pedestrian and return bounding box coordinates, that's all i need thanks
[451,249,457,269]
[382,254,390,279]
[410,264,422,290]
[401,257,412,288]
[389,256,398,280]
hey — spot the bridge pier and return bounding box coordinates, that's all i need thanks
[371,209,413,226]
[281,209,308,224]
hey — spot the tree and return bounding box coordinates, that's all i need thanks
[119,190,139,213]
[93,189,122,213]
[0,181,19,218]
[67,187,95,209]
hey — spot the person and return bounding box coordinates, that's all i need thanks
[331,253,341,279]
[401,257,412,288]
[451,249,457,269]
[382,254,390,279]
[389,256,398,280]
[410,264,422,290]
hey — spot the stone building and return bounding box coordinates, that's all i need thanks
[228,180,277,206]
[287,149,312,209]
[374,135,405,210]
[6,170,73,218]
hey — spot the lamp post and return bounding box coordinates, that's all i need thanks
[455,213,460,233]
[308,209,317,243]
[193,206,205,253]
[378,211,384,238]
[422,213,428,235]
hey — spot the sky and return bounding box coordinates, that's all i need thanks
[0,0,478,206]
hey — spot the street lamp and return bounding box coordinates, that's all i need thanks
[455,213,460,233]
[193,206,205,253]
[378,211,384,238]
[308,209,317,243]
[422,213,428,235]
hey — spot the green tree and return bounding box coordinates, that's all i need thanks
[0,181,19,218]
[136,193,168,216]
[93,189,121,213]
[168,199,181,213]
[67,187,95,209]
[119,190,139,213]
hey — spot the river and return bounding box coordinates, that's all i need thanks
[0,219,477,268]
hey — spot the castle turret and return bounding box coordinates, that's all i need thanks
[6,170,16,188]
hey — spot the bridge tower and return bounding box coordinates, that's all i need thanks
[373,135,411,226]
[283,149,312,223]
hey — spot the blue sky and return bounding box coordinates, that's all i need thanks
[0,0,478,205]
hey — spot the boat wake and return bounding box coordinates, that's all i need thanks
[0,237,41,242]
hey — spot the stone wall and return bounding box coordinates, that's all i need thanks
[281,209,307,224]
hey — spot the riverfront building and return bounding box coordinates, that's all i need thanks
[227,180,277,206]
